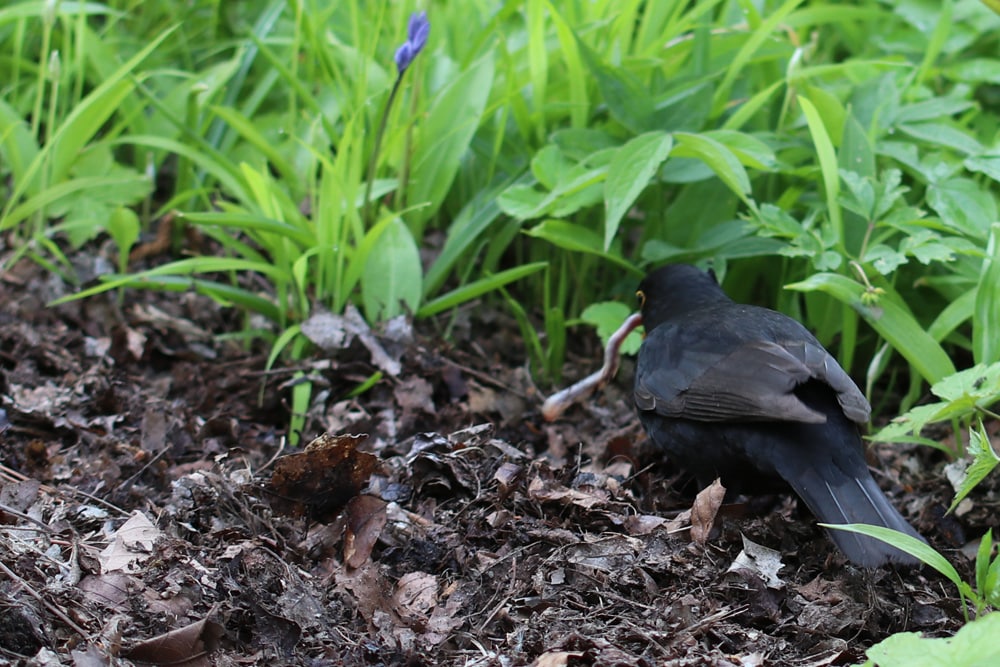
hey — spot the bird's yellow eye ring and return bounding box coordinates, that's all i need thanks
[636,289,646,308]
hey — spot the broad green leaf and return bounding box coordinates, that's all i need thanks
[525,219,641,275]
[408,52,495,231]
[930,363,1000,404]
[361,218,422,321]
[581,302,642,356]
[106,208,140,274]
[497,184,549,219]
[965,154,1000,183]
[864,611,1000,667]
[839,113,875,179]
[704,130,778,170]
[898,122,983,156]
[604,131,672,250]
[672,133,752,204]
[927,179,996,239]
[785,272,955,383]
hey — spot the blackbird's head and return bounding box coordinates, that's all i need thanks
[636,264,731,330]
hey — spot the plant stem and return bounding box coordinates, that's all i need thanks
[362,73,404,228]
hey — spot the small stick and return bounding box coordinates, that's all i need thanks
[541,313,643,421]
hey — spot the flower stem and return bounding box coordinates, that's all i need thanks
[362,73,404,229]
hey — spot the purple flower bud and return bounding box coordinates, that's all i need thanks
[394,11,430,73]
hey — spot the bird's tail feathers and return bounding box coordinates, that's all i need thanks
[789,467,924,567]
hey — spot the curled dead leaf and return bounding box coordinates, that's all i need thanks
[266,433,379,523]
[690,478,726,546]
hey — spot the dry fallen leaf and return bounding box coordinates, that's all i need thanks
[124,614,223,666]
[690,478,726,546]
[343,495,388,568]
[728,533,785,589]
[99,511,162,574]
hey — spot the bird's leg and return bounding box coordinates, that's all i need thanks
[541,313,643,421]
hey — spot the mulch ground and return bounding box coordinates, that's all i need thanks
[1,251,995,666]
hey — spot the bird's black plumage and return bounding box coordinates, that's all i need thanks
[635,264,924,567]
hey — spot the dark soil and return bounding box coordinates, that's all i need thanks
[0,252,995,666]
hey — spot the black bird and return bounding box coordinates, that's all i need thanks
[634,264,925,566]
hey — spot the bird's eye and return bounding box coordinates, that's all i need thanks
[636,290,646,308]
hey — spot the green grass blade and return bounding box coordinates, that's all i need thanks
[418,262,548,318]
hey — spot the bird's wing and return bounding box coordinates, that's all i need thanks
[780,339,871,423]
[636,338,870,425]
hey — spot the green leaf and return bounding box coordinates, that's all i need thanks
[864,611,1000,667]
[525,219,641,275]
[408,52,495,231]
[785,273,955,384]
[0,99,40,193]
[838,112,875,179]
[705,130,778,171]
[604,131,673,250]
[580,302,642,356]
[947,420,1000,513]
[106,208,140,274]
[975,528,993,601]
[497,184,550,219]
[897,122,983,156]
[423,175,515,295]
[578,41,653,133]
[672,133,752,205]
[974,224,1000,364]
[927,178,997,239]
[873,403,955,445]
[361,218,422,321]
[930,363,1000,404]
[798,95,842,249]
[822,524,963,589]
[965,154,1000,184]
[181,212,315,248]
[418,262,548,318]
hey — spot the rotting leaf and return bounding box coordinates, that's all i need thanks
[728,534,785,589]
[393,571,439,627]
[690,478,726,546]
[300,305,405,376]
[99,511,162,574]
[493,462,524,499]
[266,433,379,523]
[527,475,609,509]
[124,614,224,666]
[343,495,388,568]
[394,376,436,415]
